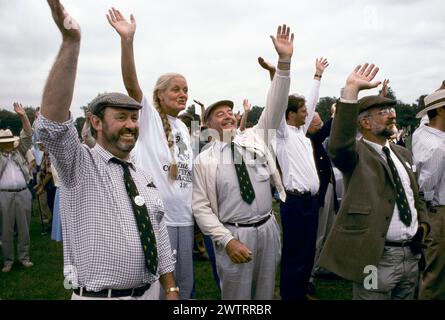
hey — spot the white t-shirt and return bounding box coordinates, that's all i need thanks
[133,95,193,226]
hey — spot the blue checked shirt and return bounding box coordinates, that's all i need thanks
[35,116,175,292]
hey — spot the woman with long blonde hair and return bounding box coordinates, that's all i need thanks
[108,8,194,299]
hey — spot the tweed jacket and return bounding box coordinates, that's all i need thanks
[318,100,428,282]
[192,68,290,248]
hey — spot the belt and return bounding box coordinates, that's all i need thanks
[286,189,317,198]
[0,187,27,192]
[225,213,272,228]
[385,240,412,247]
[73,283,151,298]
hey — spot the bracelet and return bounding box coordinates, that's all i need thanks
[314,74,322,78]
[278,58,291,63]
[166,286,180,293]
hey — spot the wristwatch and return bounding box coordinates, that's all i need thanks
[166,286,180,293]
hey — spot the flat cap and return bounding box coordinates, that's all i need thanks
[358,95,396,114]
[203,100,234,123]
[88,92,142,115]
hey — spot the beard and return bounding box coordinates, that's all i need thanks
[370,120,397,138]
[102,126,139,153]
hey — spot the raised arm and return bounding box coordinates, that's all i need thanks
[193,99,206,125]
[379,79,389,97]
[329,63,381,172]
[107,8,142,102]
[258,57,276,81]
[13,102,32,155]
[255,25,293,133]
[239,99,251,132]
[41,0,81,123]
[303,57,329,133]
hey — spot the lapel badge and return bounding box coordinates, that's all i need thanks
[134,195,145,207]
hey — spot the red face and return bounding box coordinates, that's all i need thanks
[206,105,237,140]
[157,77,188,117]
[96,107,139,159]
[366,106,397,138]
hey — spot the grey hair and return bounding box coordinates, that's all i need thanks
[357,110,370,132]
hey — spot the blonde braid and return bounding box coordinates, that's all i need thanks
[153,101,178,180]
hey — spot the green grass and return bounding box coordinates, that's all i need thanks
[0,200,352,300]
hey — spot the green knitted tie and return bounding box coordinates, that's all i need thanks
[231,142,255,204]
[112,158,158,274]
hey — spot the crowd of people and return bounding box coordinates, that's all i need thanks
[0,0,444,301]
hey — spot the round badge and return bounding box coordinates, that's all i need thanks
[134,195,145,207]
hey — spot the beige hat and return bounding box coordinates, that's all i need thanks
[416,89,445,118]
[0,129,20,144]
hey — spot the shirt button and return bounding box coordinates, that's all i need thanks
[385,216,390,221]
[381,233,385,238]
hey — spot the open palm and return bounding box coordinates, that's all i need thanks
[107,7,136,39]
[346,63,380,91]
[270,24,294,59]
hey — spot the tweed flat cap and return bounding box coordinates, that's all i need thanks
[358,95,396,114]
[203,100,234,123]
[88,92,142,115]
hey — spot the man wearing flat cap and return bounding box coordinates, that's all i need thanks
[192,24,293,299]
[318,63,429,300]
[34,0,178,300]
[0,103,33,273]
[412,84,445,300]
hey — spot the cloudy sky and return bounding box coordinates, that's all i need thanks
[0,0,443,119]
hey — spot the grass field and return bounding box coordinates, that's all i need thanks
[0,200,352,300]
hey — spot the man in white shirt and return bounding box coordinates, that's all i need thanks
[412,87,445,300]
[273,58,329,300]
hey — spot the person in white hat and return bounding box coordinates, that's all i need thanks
[412,83,445,299]
[0,102,33,273]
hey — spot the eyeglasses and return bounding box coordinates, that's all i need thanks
[368,107,396,117]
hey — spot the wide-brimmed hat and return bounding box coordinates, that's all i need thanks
[358,95,396,114]
[0,129,19,144]
[203,100,234,123]
[88,92,142,115]
[416,89,445,118]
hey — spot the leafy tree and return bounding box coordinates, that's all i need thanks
[0,109,21,134]
[186,104,196,115]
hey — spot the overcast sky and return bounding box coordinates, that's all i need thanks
[0,0,444,119]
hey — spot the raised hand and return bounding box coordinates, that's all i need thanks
[342,63,381,100]
[380,79,389,97]
[47,0,80,42]
[106,7,136,40]
[270,24,294,60]
[193,99,204,108]
[315,57,329,76]
[258,56,276,81]
[235,111,241,123]
[13,102,26,117]
[243,99,251,112]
